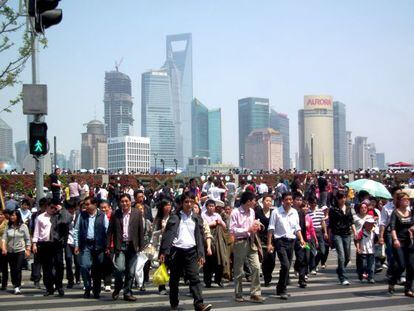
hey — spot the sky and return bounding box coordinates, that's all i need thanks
[1,0,414,166]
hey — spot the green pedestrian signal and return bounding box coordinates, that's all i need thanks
[29,122,48,156]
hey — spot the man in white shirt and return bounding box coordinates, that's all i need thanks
[267,192,305,300]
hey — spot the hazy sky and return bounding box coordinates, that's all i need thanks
[2,0,414,166]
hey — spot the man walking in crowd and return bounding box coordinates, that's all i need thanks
[107,193,144,302]
[50,168,63,202]
[74,197,109,299]
[230,191,264,303]
[292,192,308,288]
[267,192,306,299]
[159,192,212,311]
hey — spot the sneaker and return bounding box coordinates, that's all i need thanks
[304,274,309,280]
[104,285,111,292]
[250,295,265,303]
[235,296,245,302]
[311,270,317,275]
[280,293,289,300]
[14,287,21,295]
[398,277,406,285]
[159,289,168,295]
[341,280,350,286]
[199,303,213,311]
[368,279,375,284]
[34,281,41,289]
[321,264,326,269]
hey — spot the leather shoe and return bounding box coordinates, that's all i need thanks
[57,288,64,297]
[250,295,265,303]
[44,290,54,296]
[123,294,137,302]
[112,290,120,300]
[299,281,307,288]
[83,290,90,298]
[93,292,100,299]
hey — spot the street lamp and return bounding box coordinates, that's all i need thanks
[153,153,158,174]
[173,158,178,173]
[160,159,165,174]
[240,153,244,173]
[310,134,315,172]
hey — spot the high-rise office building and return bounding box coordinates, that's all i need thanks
[245,128,283,171]
[81,120,108,169]
[333,101,347,169]
[238,97,270,167]
[270,110,290,169]
[191,98,209,158]
[69,150,81,171]
[208,108,222,164]
[367,143,377,168]
[353,136,368,170]
[0,118,13,160]
[56,152,66,169]
[346,131,353,170]
[104,69,134,138]
[164,33,193,167]
[299,95,334,171]
[141,69,177,169]
[107,136,150,174]
[15,140,28,169]
[376,153,385,169]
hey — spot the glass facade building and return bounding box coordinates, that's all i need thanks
[333,101,347,169]
[270,110,290,169]
[164,33,193,167]
[238,97,270,167]
[141,69,177,169]
[191,98,209,158]
[208,108,222,164]
[0,118,13,160]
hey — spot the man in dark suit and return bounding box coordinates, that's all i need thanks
[107,193,144,302]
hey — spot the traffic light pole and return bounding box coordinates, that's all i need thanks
[31,28,45,203]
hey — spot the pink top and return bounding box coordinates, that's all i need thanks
[305,214,317,242]
[32,212,52,243]
[202,212,226,229]
[230,206,255,239]
[122,209,131,241]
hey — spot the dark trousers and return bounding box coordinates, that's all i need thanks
[321,240,330,265]
[113,242,137,295]
[275,238,295,294]
[167,247,204,310]
[203,253,223,286]
[309,231,325,271]
[262,246,276,285]
[103,251,114,286]
[38,241,65,292]
[384,233,394,275]
[293,239,307,283]
[390,242,414,292]
[0,253,8,288]
[143,260,151,283]
[65,244,80,284]
[79,244,105,293]
[30,253,42,283]
[7,251,25,288]
[358,254,375,280]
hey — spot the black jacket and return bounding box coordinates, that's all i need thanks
[77,210,107,251]
[107,208,144,253]
[159,211,205,260]
[328,206,354,236]
[50,207,72,244]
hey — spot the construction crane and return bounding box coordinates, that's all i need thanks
[115,57,124,71]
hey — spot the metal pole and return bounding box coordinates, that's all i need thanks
[54,136,57,168]
[311,135,314,172]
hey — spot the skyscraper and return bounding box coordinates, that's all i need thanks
[367,143,377,168]
[238,97,270,167]
[81,120,108,169]
[69,150,81,171]
[104,69,134,138]
[0,118,13,160]
[191,98,209,158]
[376,153,385,169]
[141,69,176,168]
[270,110,290,169]
[245,128,283,171]
[333,101,347,170]
[164,33,193,167]
[15,140,28,169]
[208,108,222,164]
[353,136,368,169]
[299,95,334,171]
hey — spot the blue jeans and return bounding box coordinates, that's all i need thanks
[333,234,351,282]
[79,245,104,293]
[113,243,138,295]
[358,254,375,280]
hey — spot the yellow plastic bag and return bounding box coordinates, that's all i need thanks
[153,263,170,286]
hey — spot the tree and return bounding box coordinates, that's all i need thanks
[0,0,46,113]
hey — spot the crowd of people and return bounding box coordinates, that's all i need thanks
[0,168,413,311]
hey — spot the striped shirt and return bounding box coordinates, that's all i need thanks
[308,208,325,230]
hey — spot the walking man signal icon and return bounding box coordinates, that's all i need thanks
[34,140,43,153]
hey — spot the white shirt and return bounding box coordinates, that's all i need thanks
[268,206,301,239]
[98,188,108,200]
[359,229,375,254]
[207,186,226,201]
[380,201,394,227]
[172,211,196,249]
[257,183,269,194]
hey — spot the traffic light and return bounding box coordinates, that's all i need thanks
[29,122,48,156]
[28,0,63,34]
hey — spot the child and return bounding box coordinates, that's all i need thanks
[356,217,377,283]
